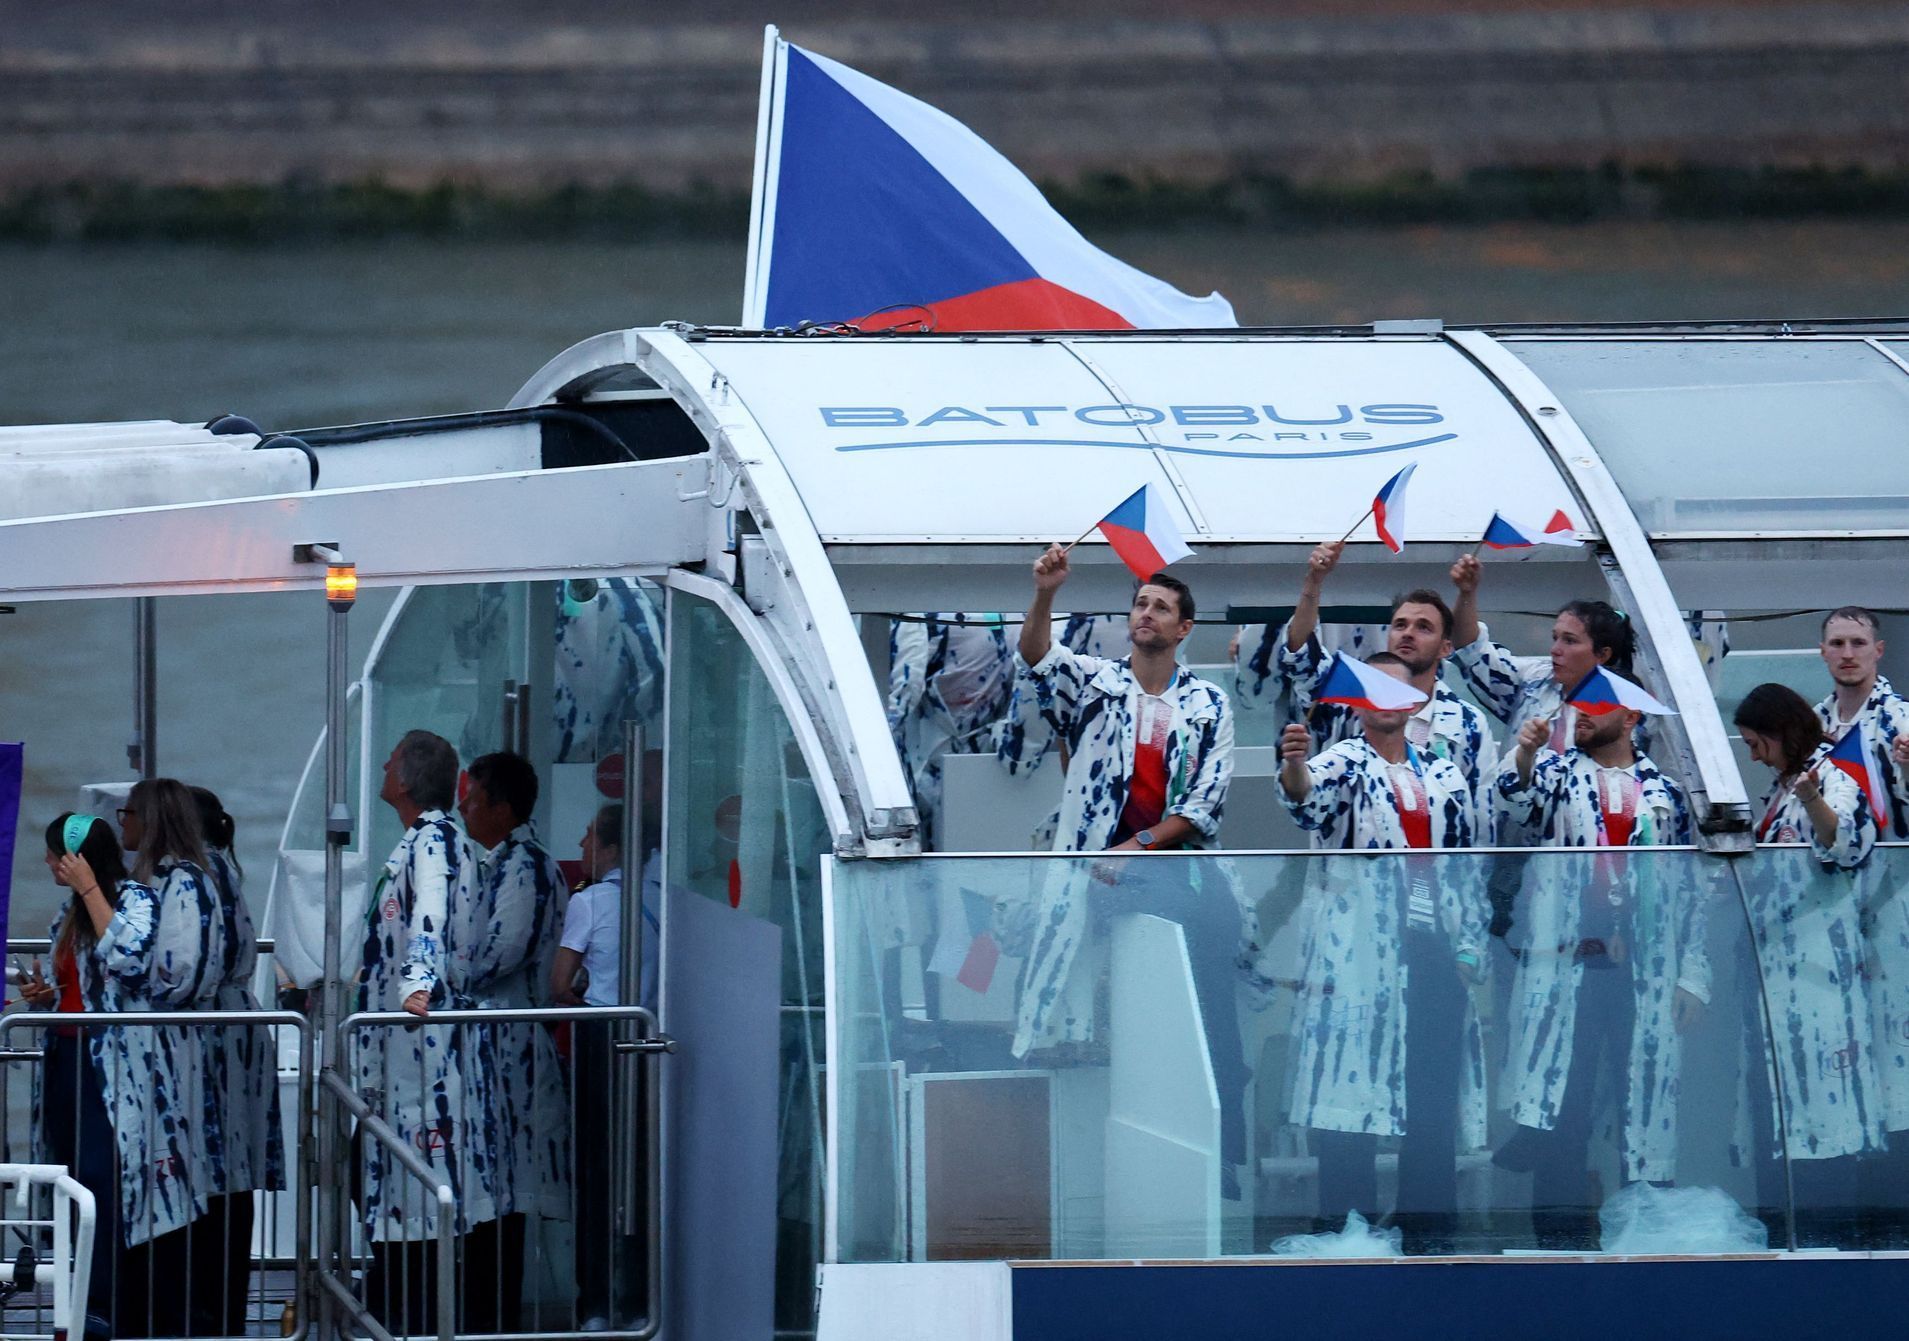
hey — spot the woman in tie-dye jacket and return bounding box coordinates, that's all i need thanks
[29,811,201,1334]
[1735,684,1884,1243]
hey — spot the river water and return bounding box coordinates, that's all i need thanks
[2,219,1905,929]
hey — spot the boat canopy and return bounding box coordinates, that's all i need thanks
[4,320,1909,852]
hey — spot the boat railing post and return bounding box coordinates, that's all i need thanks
[617,720,646,1245]
[131,596,157,777]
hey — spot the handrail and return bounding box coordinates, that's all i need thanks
[340,1005,669,1341]
[6,937,276,954]
[320,1070,455,1341]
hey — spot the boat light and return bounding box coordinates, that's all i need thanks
[325,562,358,610]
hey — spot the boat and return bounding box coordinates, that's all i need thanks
[5,315,1909,1337]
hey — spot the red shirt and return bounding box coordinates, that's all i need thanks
[1388,761,1433,849]
[54,942,83,1037]
[1119,694,1172,838]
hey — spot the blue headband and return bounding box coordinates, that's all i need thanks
[62,814,98,857]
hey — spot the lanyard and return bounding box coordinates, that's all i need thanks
[1386,746,1433,850]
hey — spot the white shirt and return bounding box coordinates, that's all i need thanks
[558,857,661,1010]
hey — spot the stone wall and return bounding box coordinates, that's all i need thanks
[3,4,1905,192]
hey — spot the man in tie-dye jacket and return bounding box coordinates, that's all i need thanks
[1007,544,1247,1169]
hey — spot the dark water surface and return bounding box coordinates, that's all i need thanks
[1,220,1905,923]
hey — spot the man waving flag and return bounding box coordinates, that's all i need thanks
[742,27,1237,331]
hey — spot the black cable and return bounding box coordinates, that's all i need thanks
[292,406,640,462]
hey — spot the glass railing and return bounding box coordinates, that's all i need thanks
[829,845,1909,1262]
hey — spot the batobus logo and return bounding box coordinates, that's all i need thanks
[817,402,1455,461]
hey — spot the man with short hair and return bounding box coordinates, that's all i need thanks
[1010,545,1249,1179]
[1271,539,1497,822]
[1813,605,1909,1242]
[458,750,569,1330]
[360,729,496,1329]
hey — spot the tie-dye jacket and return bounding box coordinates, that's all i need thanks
[466,823,572,1218]
[1007,643,1235,1056]
[887,615,1015,847]
[35,882,205,1246]
[1744,750,1884,1161]
[1233,620,1384,731]
[202,848,286,1197]
[554,578,666,764]
[1280,740,1489,1144]
[143,859,229,1224]
[357,810,500,1239]
[1271,625,1499,827]
[1816,676,1909,1131]
[1492,749,1706,1180]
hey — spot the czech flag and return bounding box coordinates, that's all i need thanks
[1315,654,1430,712]
[742,29,1237,332]
[1371,463,1417,553]
[1564,666,1676,717]
[1094,484,1194,580]
[1825,726,1889,831]
[1481,509,1583,550]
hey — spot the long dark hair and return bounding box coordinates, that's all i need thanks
[1559,599,1637,677]
[1734,682,1826,776]
[47,812,130,958]
[124,778,207,883]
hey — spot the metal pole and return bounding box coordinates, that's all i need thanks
[130,597,157,777]
[316,593,354,1340]
[616,721,646,1238]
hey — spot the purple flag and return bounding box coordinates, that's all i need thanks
[0,744,20,943]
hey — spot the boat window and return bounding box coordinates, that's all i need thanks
[829,846,1874,1262]
[1503,339,1909,535]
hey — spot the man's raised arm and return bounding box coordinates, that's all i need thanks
[1019,543,1069,666]
[1284,540,1344,653]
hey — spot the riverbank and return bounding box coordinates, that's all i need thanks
[3,2,1906,240]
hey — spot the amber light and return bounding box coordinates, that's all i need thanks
[325,563,358,609]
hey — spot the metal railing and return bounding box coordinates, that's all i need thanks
[0,1009,311,1340]
[0,1163,97,1340]
[332,1005,674,1341]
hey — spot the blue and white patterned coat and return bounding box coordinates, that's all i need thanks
[465,823,571,1218]
[554,578,666,764]
[1233,620,1383,727]
[203,849,286,1196]
[1273,626,1499,827]
[1816,678,1909,1131]
[144,860,229,1222]
[887,615,1014,846]
[996,616,1128,784]
[356,810,500,1238]
[1009,643,1235,1056]
[36,883,205,1246]
[1746,751,1884,1161]
[1491,749,1705,1180]
[1281,740,1489,1144]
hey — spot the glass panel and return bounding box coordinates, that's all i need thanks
[666,590,830,1331]
[1506,340,1909,534]
[832,849,1781,1261]
[1729,843,1909,1250]
[364,582,530,862]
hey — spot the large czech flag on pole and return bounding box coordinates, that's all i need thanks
[1095,484,1194,581]
[741,27,1237,331]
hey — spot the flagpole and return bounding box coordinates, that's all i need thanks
[1059,522,1099,555]
[1336,504,1374,546]
[740,25,783,327]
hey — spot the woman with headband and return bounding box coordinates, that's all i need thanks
[22,810,195,1336]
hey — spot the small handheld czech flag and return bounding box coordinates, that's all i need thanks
[1093,483,1195,580]
[1481,509,1583,550]
[1370,463,1417,553]
[1315,653,1430,712]
[1564,666,1676,717]
[1824,726,1890,831]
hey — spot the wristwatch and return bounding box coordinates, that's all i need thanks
[1135,829,1157,849]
